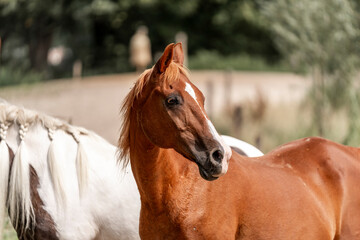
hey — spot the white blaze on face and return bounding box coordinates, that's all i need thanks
[185,82,197,101]
[184,82,232,175]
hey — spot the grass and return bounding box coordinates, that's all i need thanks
[2,218,17,240]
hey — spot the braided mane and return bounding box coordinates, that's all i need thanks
[0,102,90,238]
[0,103,89,136]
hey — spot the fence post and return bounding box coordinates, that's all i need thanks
[0,37,2,67]
[175,32,188,67]
[73,59,82,80]
[224,70,233,114]
[206,79,214,119]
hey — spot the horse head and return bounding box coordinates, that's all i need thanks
[126,43,232,181]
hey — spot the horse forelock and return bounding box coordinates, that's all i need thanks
[118,62,189,167]
[162,61,189,86]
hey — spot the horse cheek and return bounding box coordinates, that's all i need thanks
[140,103,174,148]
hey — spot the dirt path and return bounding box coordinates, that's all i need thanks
[0,71,310,145]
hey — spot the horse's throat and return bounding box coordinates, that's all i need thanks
[132,147,201,211]
[130,122,206,215]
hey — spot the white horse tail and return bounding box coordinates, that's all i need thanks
[0,123,10,240]
[8,110,35,235]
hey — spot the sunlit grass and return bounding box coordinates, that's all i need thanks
[2,218,17,240]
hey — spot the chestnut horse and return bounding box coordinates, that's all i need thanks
[119,43,360,239]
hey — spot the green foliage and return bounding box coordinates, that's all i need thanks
[261,0,360,141]
[261,0,360,75]
[0,67,42,87]
[189,50,289,72]
[0,0,280,79]
[342,90,360,145]
[3,218,17,240]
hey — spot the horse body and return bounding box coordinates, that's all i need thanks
[1,104,140,240]
[119,43,360,239]
[130,118,348,240]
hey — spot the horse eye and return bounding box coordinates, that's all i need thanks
[166,96,180,107]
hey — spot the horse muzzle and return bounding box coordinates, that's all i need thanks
[195,146,229,181]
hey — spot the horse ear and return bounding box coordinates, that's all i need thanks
[173,43,184,66]
[154,43,175,74]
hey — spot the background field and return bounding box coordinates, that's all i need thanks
[0,70,310,148]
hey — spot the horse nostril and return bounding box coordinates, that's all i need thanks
[211,149,224,163]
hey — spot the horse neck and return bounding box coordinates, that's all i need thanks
[129,113,204,212]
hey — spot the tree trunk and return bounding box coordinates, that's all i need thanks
[313,66,325,136]
[29,33,53,72]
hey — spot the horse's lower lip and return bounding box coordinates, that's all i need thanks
[197,164,218,181]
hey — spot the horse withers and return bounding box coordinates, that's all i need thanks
[119,42,360,239]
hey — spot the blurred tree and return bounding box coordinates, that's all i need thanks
[0,0,279,77]
[89,0,280,72]
[0,0,118,72]
[1,0,66,71]
[262,0,360,141]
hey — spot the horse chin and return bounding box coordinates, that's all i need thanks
[197,163,219,181]
[180,150,221,181]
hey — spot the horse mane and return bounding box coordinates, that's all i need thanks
[0,103,91,238]
[118,62,189,167]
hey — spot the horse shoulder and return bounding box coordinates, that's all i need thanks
[78,137,141,239]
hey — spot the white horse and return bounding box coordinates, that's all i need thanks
[221,135,263,157]
[0,103,140,240]
[0,102,263,240]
